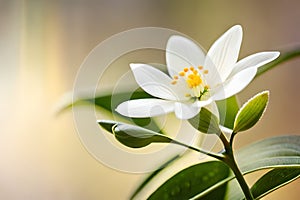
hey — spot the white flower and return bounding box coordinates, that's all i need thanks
[116,25,279,120]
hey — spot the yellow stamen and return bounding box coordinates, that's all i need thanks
[204,85,210,89]
[183,67,189,72]
[203,69,209,74]
[171,80,177,85]
[193,70,198,75]
[185,94,191,97]
[173,75,179,80]
[179,71,185,76]
[190,66,194,71]
[198,66,203,70]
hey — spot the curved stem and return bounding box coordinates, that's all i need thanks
[224,152,254,200]
[218,131,254,199]
[219,131,231,152]
[229,132,236,147]
[170,140,225,160]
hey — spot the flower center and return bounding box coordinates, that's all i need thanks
[171,66,210,99]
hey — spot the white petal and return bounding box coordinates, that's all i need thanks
[229,51,280,78]
[116,99,175,118]
[173,99,213,120]
[211,67,257,101]
[194,98,213,108]
[204,25,243,83]
[130,63,186,100]
[166,35,206,77]
[174,102,201,120]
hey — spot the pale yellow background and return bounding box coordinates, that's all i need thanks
[1,0,299,199]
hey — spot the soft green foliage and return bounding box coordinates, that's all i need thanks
[60,90,163,132]
[93,89,152,112]
[97,104,300,200]
[233,91,269,133]
[148,161,230,200]
[182,135,300,199]
[236,135,300,172]
[188,107,221,134]
[92,89,158,129]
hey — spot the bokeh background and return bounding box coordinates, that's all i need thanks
[1,0,299,199]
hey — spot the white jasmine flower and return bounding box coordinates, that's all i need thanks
[116,25,279,119]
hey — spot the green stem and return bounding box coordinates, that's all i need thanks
[171,140,225,160]
[219,131,231,152]
[229,132,236,147]
[219,131,254,200]
[224,152,254,200]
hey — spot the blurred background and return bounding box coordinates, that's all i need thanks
[1,0,299,199]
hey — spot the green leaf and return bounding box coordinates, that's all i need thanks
[188,107,221,134]
[58,89,164,133]
[93,90,162,131]
[148,161,230,200]
[236,135,300,173]
[223,178,242,200]
[93,89,156,128]
[233,91,269,133]
[250,167,300,199]
[98,120,172,148]
[92,89,153,112]
[216,96,240,129]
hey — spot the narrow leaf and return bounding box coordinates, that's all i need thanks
[233,91,269,133]
[148,161,229,200]
[251,167,300,199]
[225,167,300,200]
[188,107,221,134]
[224,178,243,200]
